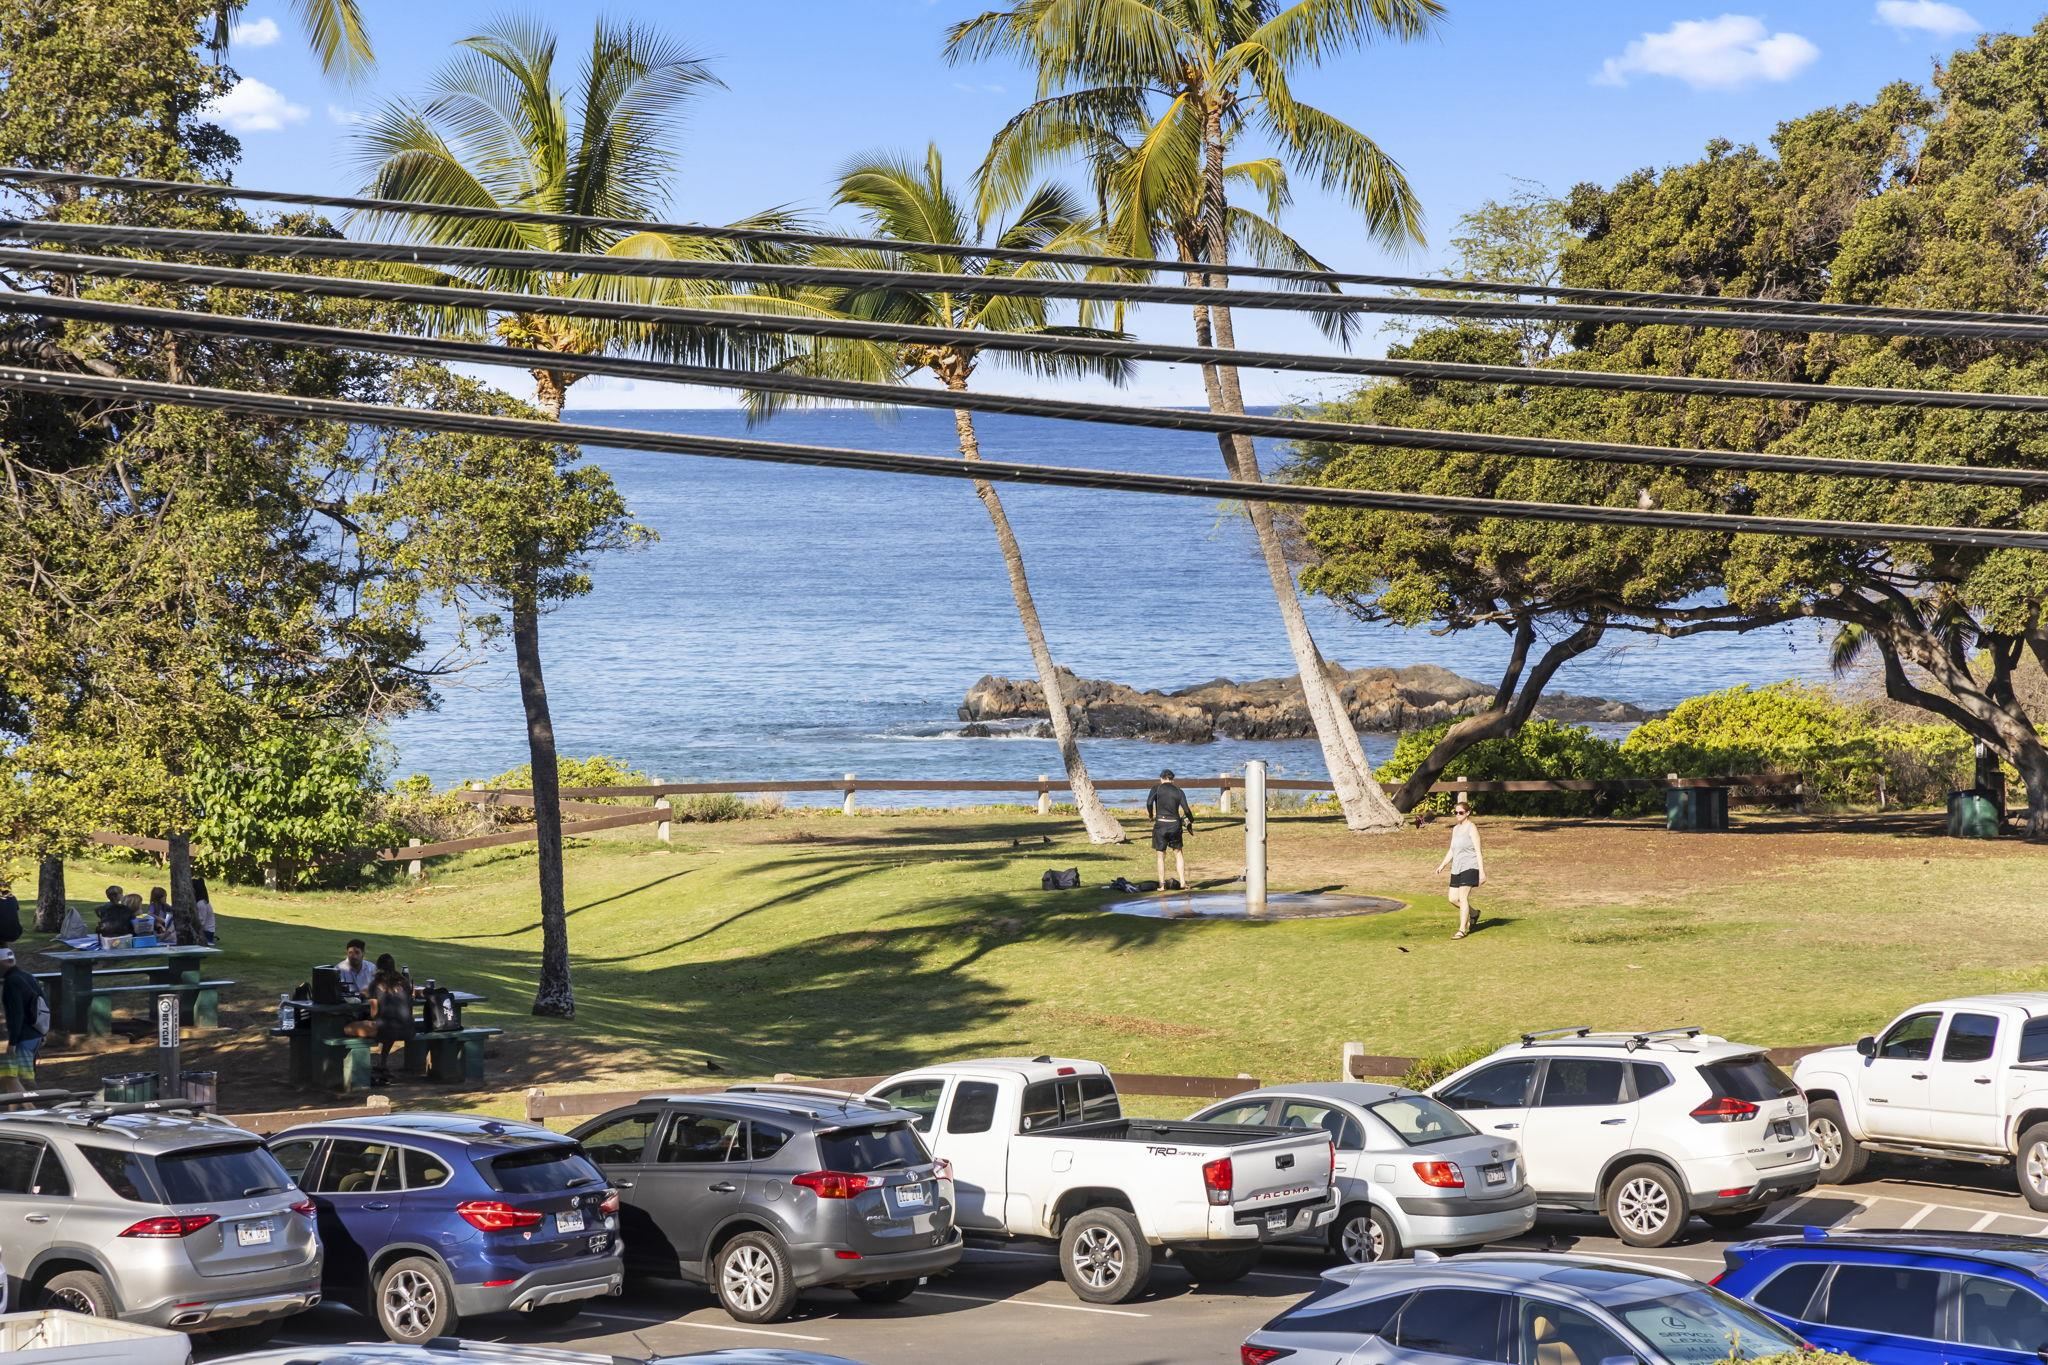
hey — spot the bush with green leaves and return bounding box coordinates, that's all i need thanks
[378,773,486,845]
[191,723,400,887]
[1376,720,1648,817]
[1400,1042,1504,1090]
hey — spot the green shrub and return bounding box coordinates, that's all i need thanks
[1376,719,1647,817]
[673,793,753,823]
[1400,1042,1503,1090]
[480,754,652,805]
[191,723,400,887]
[377,773,485,845]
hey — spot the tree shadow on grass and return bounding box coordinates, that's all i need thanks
[449,869,697,942]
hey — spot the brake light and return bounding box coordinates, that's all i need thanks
[456,1201,545,1232]
[793,1170,874,1199]
[120,1214,219,1238]
[1691,1096,1761,1123]
[600,1189,621,1217]
[1708,1271,1726,1286]
[1413,1161,1465,1189]
[1202,1156,1233,1206]
[1242,1346,1295,1364]
[1056,1066,1077,1076]
[290,1200,316,1218]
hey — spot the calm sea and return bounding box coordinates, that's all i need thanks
[386,406,1833,805]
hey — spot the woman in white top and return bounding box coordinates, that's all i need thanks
[1435,800,1486,939]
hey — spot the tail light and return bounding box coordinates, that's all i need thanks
[289,1200,316,1218]
[1691,1096,1760,1123]
[600,1189,621,1217]
[1708,1271,1726,1286]
[1242,1346,1296,1364]
[1413,1161,1465,1189]
[793,1171,874,1199]
[1202,1156,1233,1206]
[120,1214,219,1238]
[457,1200,545,1232]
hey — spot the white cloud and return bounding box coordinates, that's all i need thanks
[1874,1,1979,35]
[229,14,281,47]
[327,104,370,126]
[206,77,309,133]
[1596,14,1820,90]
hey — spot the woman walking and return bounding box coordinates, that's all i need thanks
[1436,801,1486,939]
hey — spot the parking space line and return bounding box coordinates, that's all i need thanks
[921,1289,1149,1318]
[1900,1205,1938,1229]
[1969,1212,2001,1232]
[965,1242,1326,1286]
[582,1311,830,1342]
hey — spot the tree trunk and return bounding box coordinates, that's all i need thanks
[167,834,202,947]
[946,387,1126,843]
[34,855,65,933]
[514,590,575,1017]
[531,370,569,420]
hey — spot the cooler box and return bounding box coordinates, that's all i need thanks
[99,1071,159,1103]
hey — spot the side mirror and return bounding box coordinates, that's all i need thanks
[1856,1036,1878,1058]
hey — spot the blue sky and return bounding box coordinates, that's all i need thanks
[212,0,2046,409]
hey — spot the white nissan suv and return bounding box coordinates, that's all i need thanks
[1427,1027,1820,1247]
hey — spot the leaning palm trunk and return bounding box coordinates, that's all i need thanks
[525,377,577,1015]
[948,392,1127,844]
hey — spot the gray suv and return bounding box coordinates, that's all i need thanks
[569,1087,962,1323]
[0,1100,321,1345]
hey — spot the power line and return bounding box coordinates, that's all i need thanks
[13,216,2048,342]
[4,165,2042,327]
[3,362,2043,552]
[10,244,2048,417]
[9,289,2048,493]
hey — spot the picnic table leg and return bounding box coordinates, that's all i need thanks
[460,1034,487,1084]
[87,993,114,1039]
[194,985,219,1030]
[288,1025,313,1087]
[59,961,92,1035]
[171,958,203,1026]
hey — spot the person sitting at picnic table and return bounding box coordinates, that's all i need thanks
[96,885,131,937]
[336,938,375,995]
[146,886,172,942]
[342,954,414,1087]
[121,892,145,935]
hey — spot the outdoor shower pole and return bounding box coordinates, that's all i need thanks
[1245,760,1268,912]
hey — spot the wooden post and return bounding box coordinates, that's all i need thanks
[655,797,672,844]
[406,838,423,882]
[1037,775,1052,817]
[1340,1041,1365,1083]
[843,773,857,816]
[1218,775,1233,815]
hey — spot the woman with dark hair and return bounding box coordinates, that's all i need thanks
[343,954,415,1086]
[191,877,217,946]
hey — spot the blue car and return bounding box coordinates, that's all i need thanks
[267,1113,624,1343]
[1714,1230,2048,1365]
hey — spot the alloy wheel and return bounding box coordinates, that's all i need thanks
[1812,1115,1844,1170]
[1339,1214,1380,1263]
[1070,1225,1126,1290]
[382,1269,439,1340]
[723,1244,777,1314]
[47,1287,97,1315]
[1616,1177,1673,1238]
[2027,1141,2048,1198]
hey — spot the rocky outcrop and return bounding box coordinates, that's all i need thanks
[960,663,1652,743]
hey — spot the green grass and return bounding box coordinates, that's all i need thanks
[46,806,2048,1114]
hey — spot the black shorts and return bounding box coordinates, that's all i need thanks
[1152,823,1184,851]
[1449,869,1480,889]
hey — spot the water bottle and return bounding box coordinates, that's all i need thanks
[278,994,296,1031]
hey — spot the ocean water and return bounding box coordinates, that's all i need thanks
[386,406,1834,805]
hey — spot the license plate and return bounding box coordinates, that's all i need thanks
[893,1183,930,1210]
[557,1208,585,1234]
[236,1221,273,1247]
[1266,1210,1289,1231]
[1484,1164,1508,1186]
[1770,1119,1796,1141]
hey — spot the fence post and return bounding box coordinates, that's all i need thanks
[1245,760,1268,912]
[1341,1040,1364,1083]
[843,773,858,817]
[406,838,423,882]
[655,797,672,844]
[1218,774,1233,815]
[1037,775,1052,817]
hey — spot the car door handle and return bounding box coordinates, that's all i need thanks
[1493,1123,1519,1131]
[1600,1118,1628,1125]
[708,1182,739,1194]
[1911,1073,1929,1080]
[1975,1077,1994,1085]
[364,1201,391,1211]
[615,1180,636,1189]
[25,1214,49,1224]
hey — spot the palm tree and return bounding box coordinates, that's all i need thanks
[351,15,783,1016]
[210,1,376,81]
[757,145,1131,844]
[949,0,1444,832]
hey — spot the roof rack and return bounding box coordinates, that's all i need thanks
[1520,1027,1593,1046]
[47,1098,215,1126]
[1520,1026,1707,1053]
[0,1088,93,1111]
[720,1083,869,1109]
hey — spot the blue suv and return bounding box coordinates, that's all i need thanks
[267,1113,624,1343]
[1715,1230,2048,1365]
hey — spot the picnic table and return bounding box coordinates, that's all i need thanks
[277,986,497,1092]
[38,945,229,1038]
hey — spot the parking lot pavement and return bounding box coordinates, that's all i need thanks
[223,1168,2048,1364]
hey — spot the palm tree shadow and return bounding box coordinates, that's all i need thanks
[450,869,695,942]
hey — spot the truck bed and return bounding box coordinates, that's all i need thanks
[1045,1119,1310,1147]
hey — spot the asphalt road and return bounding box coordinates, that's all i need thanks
[229,1165,2048,1365]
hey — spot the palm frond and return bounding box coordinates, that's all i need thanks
[286,0,376,80]
[973,86,1149,228]
[1240,0,1444,67]
[1253,82,1424,249]
[1227,206,1355,344]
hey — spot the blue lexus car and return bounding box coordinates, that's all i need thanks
[267,1113,624,1343]
[1714,1230,2048,1365]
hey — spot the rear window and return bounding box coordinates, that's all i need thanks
[2021,1017,2048,1064]
[79,1145,158,1202]
[1019,1075,1121,1132]
[1367,1096,1476,1146]
[155,1143,293,1205]
[1700,1056,1800,1102]
[818,1122,928,1172]
[483,1144,605,1194]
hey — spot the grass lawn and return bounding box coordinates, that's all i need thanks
[28,805,2048,1121]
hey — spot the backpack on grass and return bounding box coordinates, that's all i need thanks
[1040,868,1082,891]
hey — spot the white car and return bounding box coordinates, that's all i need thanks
[1190,1082,1536,1263]
[1428,1027,1821,1247]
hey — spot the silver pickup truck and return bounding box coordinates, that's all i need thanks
[869,1057,1338,1303]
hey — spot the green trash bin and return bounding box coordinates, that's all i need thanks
[1666,785,1729,831]
[1948,789,2002,838]
[99,1071,159,1103]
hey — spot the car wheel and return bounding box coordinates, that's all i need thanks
[2018,1123,2048,1213]
[713,1231,798,1324]
[1809,1099,1870,1185]
[1332,1204,1401,1263]
[851,1279,920,1305]
[1605,1163,1688,1248]
[1701,1208,1770,1232]
[375,1256,457,1343]
[41,1270,116,1317]
[205,1320,282,1350]
[1178,1247,1260,1285]
[526,1302,585,1327]
[1058,1206,1153,1304]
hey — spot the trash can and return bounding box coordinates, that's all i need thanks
[1668,784,1732,831]
[179,1071,218,1112]
[1948,788,2002,838]
[99,1071,159,1103]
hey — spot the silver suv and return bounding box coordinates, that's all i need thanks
[0,1099,321,1345]
[569,1087,962,1323]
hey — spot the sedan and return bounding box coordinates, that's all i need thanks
[1193,1082,1536,1262]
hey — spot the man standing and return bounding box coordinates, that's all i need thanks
[1146,768,1196,891]
[1,948,51,1088]
[336,938,376,995]
[0,880,20,947]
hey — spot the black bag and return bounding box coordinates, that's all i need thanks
[426,988,459,1032]
[1041,868,1082,891]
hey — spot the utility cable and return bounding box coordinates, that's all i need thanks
[3,362,2044,552]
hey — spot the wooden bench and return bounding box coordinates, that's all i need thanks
[405,1026,504,1085]
[321,1036,376,1094]
[88,980,235,1036]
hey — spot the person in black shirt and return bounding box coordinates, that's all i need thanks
[0,880,20,947]
[95,885,131,938]
[1146,769,1195,891]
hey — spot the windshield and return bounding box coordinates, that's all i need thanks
[155,1143,294,1204]
[1614,1287,1807,1364]
[1367,1095,1478,1145]
[483,1145,605,1194]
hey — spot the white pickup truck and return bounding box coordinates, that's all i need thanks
[1793,992,2048,1209]
[868,1057,1339,1303]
